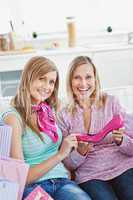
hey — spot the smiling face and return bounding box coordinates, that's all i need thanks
[30,71,57,104]
[71,63,95,101]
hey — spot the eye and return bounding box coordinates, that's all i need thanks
[73,75,81,80]
[39,77,45,81]
[49,80,55,85]
[86,75,92,79]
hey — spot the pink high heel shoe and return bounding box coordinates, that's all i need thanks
[76,115,124,143]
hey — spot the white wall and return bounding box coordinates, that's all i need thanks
[1,0,133,34]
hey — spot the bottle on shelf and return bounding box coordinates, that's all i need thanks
[66,16,76,47]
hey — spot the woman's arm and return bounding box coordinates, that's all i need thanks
[4,114,24,159]
[27,134,77,184]
[63,149,88,171]
[118,113,133,156]
[4,114,78,184]
[112,96,133,156]
[58,110,87,171]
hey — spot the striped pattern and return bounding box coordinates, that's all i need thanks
[22,127,69,182]
[0,122,12,157]
[58,95,133,184]
[0,107,69,182]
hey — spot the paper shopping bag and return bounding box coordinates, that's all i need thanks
[0,122,12,157]
[0,157,29,200]
[0,178,19,200]
[24,186,54,200]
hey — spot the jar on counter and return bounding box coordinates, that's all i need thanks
[0,35,3,51]
[66,16,76,47]
[0,34,10,51]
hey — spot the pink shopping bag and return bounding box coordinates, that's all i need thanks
[24,186,54,200]
[0,157,29,200]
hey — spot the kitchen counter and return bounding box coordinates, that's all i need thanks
[0,43,133,72]
[0,43,133,98]
[0,43,133,58]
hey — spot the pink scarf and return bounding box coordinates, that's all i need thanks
[32,102,58,143]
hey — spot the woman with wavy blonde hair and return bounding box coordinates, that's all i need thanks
[11,56,59,137]
[66,56,106,115]
[58,56,133,200]
[1,56,92,200]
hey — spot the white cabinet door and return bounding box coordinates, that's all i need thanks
[93,49,133,89]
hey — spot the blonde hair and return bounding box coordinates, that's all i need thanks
[11,56,59,135]
[66,56,106,114]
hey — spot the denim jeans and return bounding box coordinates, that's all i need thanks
[23,178,92,200]
[79,168,133,200]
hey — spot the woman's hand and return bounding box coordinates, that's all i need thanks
[58,135,78,160]
[77,141,93,156]
[112,128,125,145]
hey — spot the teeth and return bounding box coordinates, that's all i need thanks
[78,88,89,91]
[38,89,48,96]
[39,89,48,93]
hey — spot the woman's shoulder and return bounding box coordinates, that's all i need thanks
[105,93,120,104]
[58,103,75,122]
[59,104,70,117]
[0,105,22,124]
[0,105,14,117]
[1,105,18,115]
[103,93,122,113]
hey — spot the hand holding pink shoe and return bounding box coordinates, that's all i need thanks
[76,115,124,143]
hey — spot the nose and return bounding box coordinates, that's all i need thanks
[80,78,87,87]
[42,80,50,89]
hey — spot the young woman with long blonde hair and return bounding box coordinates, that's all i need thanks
[58,56,133,200]
[1,56,92,200]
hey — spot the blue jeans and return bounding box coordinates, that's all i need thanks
[79,168,133,200]
[23,178,92,200]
